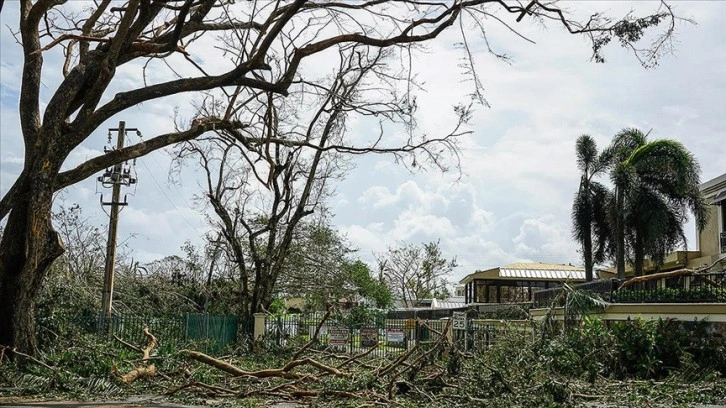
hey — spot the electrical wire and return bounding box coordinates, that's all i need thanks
[136,155,200,234]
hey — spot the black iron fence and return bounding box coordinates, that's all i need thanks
[614,272,726,303]
[532,279,622,308]
[262,312,536,356]
[453,319,533,351]
[533,273,726,307]
[262,312,448,358]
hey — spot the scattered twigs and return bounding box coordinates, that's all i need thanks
[336,343,380,369]
[0,345,57,372]
[376,344,420,377]
[164,380,237,396]
[386,319,452,398]
[182,349,349,380]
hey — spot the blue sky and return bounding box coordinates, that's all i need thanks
[1,1,724,283]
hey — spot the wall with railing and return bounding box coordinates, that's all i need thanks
[533,272,726,307]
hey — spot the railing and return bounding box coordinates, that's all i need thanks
[453,319,533,351]
[614,272,726,303]
[533,272,726,307]
[533,279,621,308]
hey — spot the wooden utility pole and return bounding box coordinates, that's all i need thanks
[100,121,137,320]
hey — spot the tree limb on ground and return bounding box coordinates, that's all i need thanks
[114,327,158,384]
[181,349,348,379]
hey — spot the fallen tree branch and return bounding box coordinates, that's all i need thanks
[0,346,57,372]
[141,327,158,361]
[376,344,419,377]
[336,343,380,369]
[619,256,726,289]
[182,349,349,379]
[114,327,158,384]
[114,364,157,384]
[113,334,142,353]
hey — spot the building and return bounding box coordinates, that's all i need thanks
[460,262,586,304]
[693,172,726,269]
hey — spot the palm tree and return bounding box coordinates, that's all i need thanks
[606,128,709,278]
[571,135,612,281]
[625,186,689,274]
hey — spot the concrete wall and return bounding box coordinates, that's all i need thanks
[698,203,722,258]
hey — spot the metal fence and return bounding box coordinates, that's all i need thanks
[262,313,447,358]
[262,313,535,356]
[38,313,243,352]
[533,279,622,308]
[614,272,726,303]
[533,273,726,307]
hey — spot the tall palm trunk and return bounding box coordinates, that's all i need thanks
[633,231,645,276]
[615,187,626,279]
[582,193,594,282]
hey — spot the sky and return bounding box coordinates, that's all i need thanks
[1,1,725,285]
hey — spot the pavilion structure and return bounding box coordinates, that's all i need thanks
[460,262,587,304]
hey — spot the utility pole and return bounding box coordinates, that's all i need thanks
[99,121,138,321]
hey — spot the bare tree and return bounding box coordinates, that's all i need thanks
[378,241,456,308]
[0,0,680,353]
[175,47,443,316]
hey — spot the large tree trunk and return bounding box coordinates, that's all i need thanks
[0,166,65,354]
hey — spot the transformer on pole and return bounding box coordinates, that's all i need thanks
[98,121,138,321]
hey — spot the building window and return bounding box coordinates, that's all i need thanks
[721,202,726,254]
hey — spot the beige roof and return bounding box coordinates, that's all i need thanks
[459,262,586,285]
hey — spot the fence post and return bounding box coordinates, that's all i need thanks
[253,313,266,341]
[446,317,453,345]
[349,324,354,355]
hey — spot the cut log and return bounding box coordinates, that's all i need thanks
[116,364,157,384]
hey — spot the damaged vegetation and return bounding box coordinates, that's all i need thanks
[2,308,726,407]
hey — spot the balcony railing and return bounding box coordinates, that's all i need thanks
[533,272,726,308]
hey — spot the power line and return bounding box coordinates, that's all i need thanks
[136,155,200,234]
[132,133,201,236]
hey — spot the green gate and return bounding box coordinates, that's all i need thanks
[185,314,238,352]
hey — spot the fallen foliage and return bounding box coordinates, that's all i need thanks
[1,313,726,407]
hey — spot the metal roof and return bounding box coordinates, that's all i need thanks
[431,299,467,309]
[499,267,586,281]
[459,262,587,284]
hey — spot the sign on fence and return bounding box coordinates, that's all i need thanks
[329,328,349,346]
[452,312,467,330]
[360,327,378,347]
[386,328,405,345]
